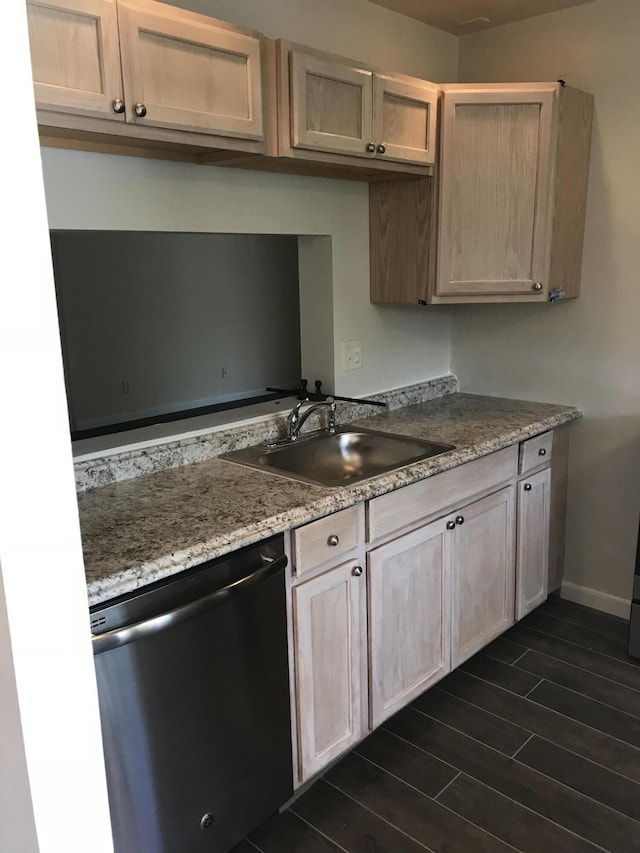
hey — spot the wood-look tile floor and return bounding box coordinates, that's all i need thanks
[234,596,640,853]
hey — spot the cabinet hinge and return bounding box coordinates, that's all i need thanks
[549,287,566,303]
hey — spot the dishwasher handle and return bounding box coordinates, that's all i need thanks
[92,553,288,655]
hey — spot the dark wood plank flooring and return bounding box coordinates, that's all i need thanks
[236,596,640,853]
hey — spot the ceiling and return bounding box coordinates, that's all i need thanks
[366,0,596,34]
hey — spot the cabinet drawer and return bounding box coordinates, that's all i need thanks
[293,505,363,577]
[519,431,553,475]
[367,445,518,543]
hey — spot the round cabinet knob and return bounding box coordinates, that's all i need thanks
[366,142,376,153]
[532,281,543,292]
[376,144,386,154]
[111,98,125,114]
[327,534,340,547]
[134,103,147,118]
[539,448,547,456]
[200,813,214,831]
[352,565,363,577]
[455,515,465,525]
[524,483,532,491]
[446,520,456,530]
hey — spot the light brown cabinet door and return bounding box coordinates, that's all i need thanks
[373,74,437,166]
[451,486,516,668]
[289,50,374,158]
[117,0,264,139]
[368,518,451,728]
[27,0,124,119]
[437,86,556,300]
[292,560,366,782]
[516,468,551,619]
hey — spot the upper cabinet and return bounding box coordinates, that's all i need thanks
[27,0,275,155]
[371,82,594,304]
[116,1,264,138]
[27,0,124,120]
[277,42,438,175]
[436,85,557,301]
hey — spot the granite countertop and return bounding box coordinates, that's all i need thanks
[80,393,581,606]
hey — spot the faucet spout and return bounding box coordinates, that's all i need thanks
[287,397,336,441]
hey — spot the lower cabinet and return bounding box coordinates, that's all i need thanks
[292,558,366,782]
[450,486,516,668]
[516,467,551,619]
[290,434,561,785]
[368,517,451,728]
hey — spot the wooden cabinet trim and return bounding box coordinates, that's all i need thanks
[367,445,518,544]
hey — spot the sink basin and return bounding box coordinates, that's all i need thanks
[222,426,455,488]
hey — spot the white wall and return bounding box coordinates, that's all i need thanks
[454,0,640,607]
[0,3,113,850]
[41,0,458,403]
[172,0,456,81]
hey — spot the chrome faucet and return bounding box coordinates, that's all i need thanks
[286,397,336,441]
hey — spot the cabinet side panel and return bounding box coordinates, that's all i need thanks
[549,86,594,299]
[370,178,433,303]
[549,424,570,592]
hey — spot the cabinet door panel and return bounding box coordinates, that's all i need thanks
[451,486,516,667]
[368,519,450,728]
[289,51,373,157]
[517,468,551,619]
[437,88,555,298]
[117,1,264,139]
[27,0,124,118]
[293,562,365,781]
[374,75,437,166]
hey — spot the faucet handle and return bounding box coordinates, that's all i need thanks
[326,396,337,432]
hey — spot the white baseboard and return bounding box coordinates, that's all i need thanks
[560,581,631,620]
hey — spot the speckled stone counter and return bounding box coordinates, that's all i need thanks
[80,393,581,606]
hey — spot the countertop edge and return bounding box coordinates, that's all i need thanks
[86,406,581,607]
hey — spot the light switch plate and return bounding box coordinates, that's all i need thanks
[343,340,363,371]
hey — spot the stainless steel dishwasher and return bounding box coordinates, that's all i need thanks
[90,534,293,853]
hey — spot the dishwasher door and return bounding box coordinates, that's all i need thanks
[91,535,293,853]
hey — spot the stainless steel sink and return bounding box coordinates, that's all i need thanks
[221,426,455,488]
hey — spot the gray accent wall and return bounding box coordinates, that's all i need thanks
[52,232,301,431]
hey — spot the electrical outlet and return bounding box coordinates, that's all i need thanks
[121,380,132,394]
[343,340,363,371]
